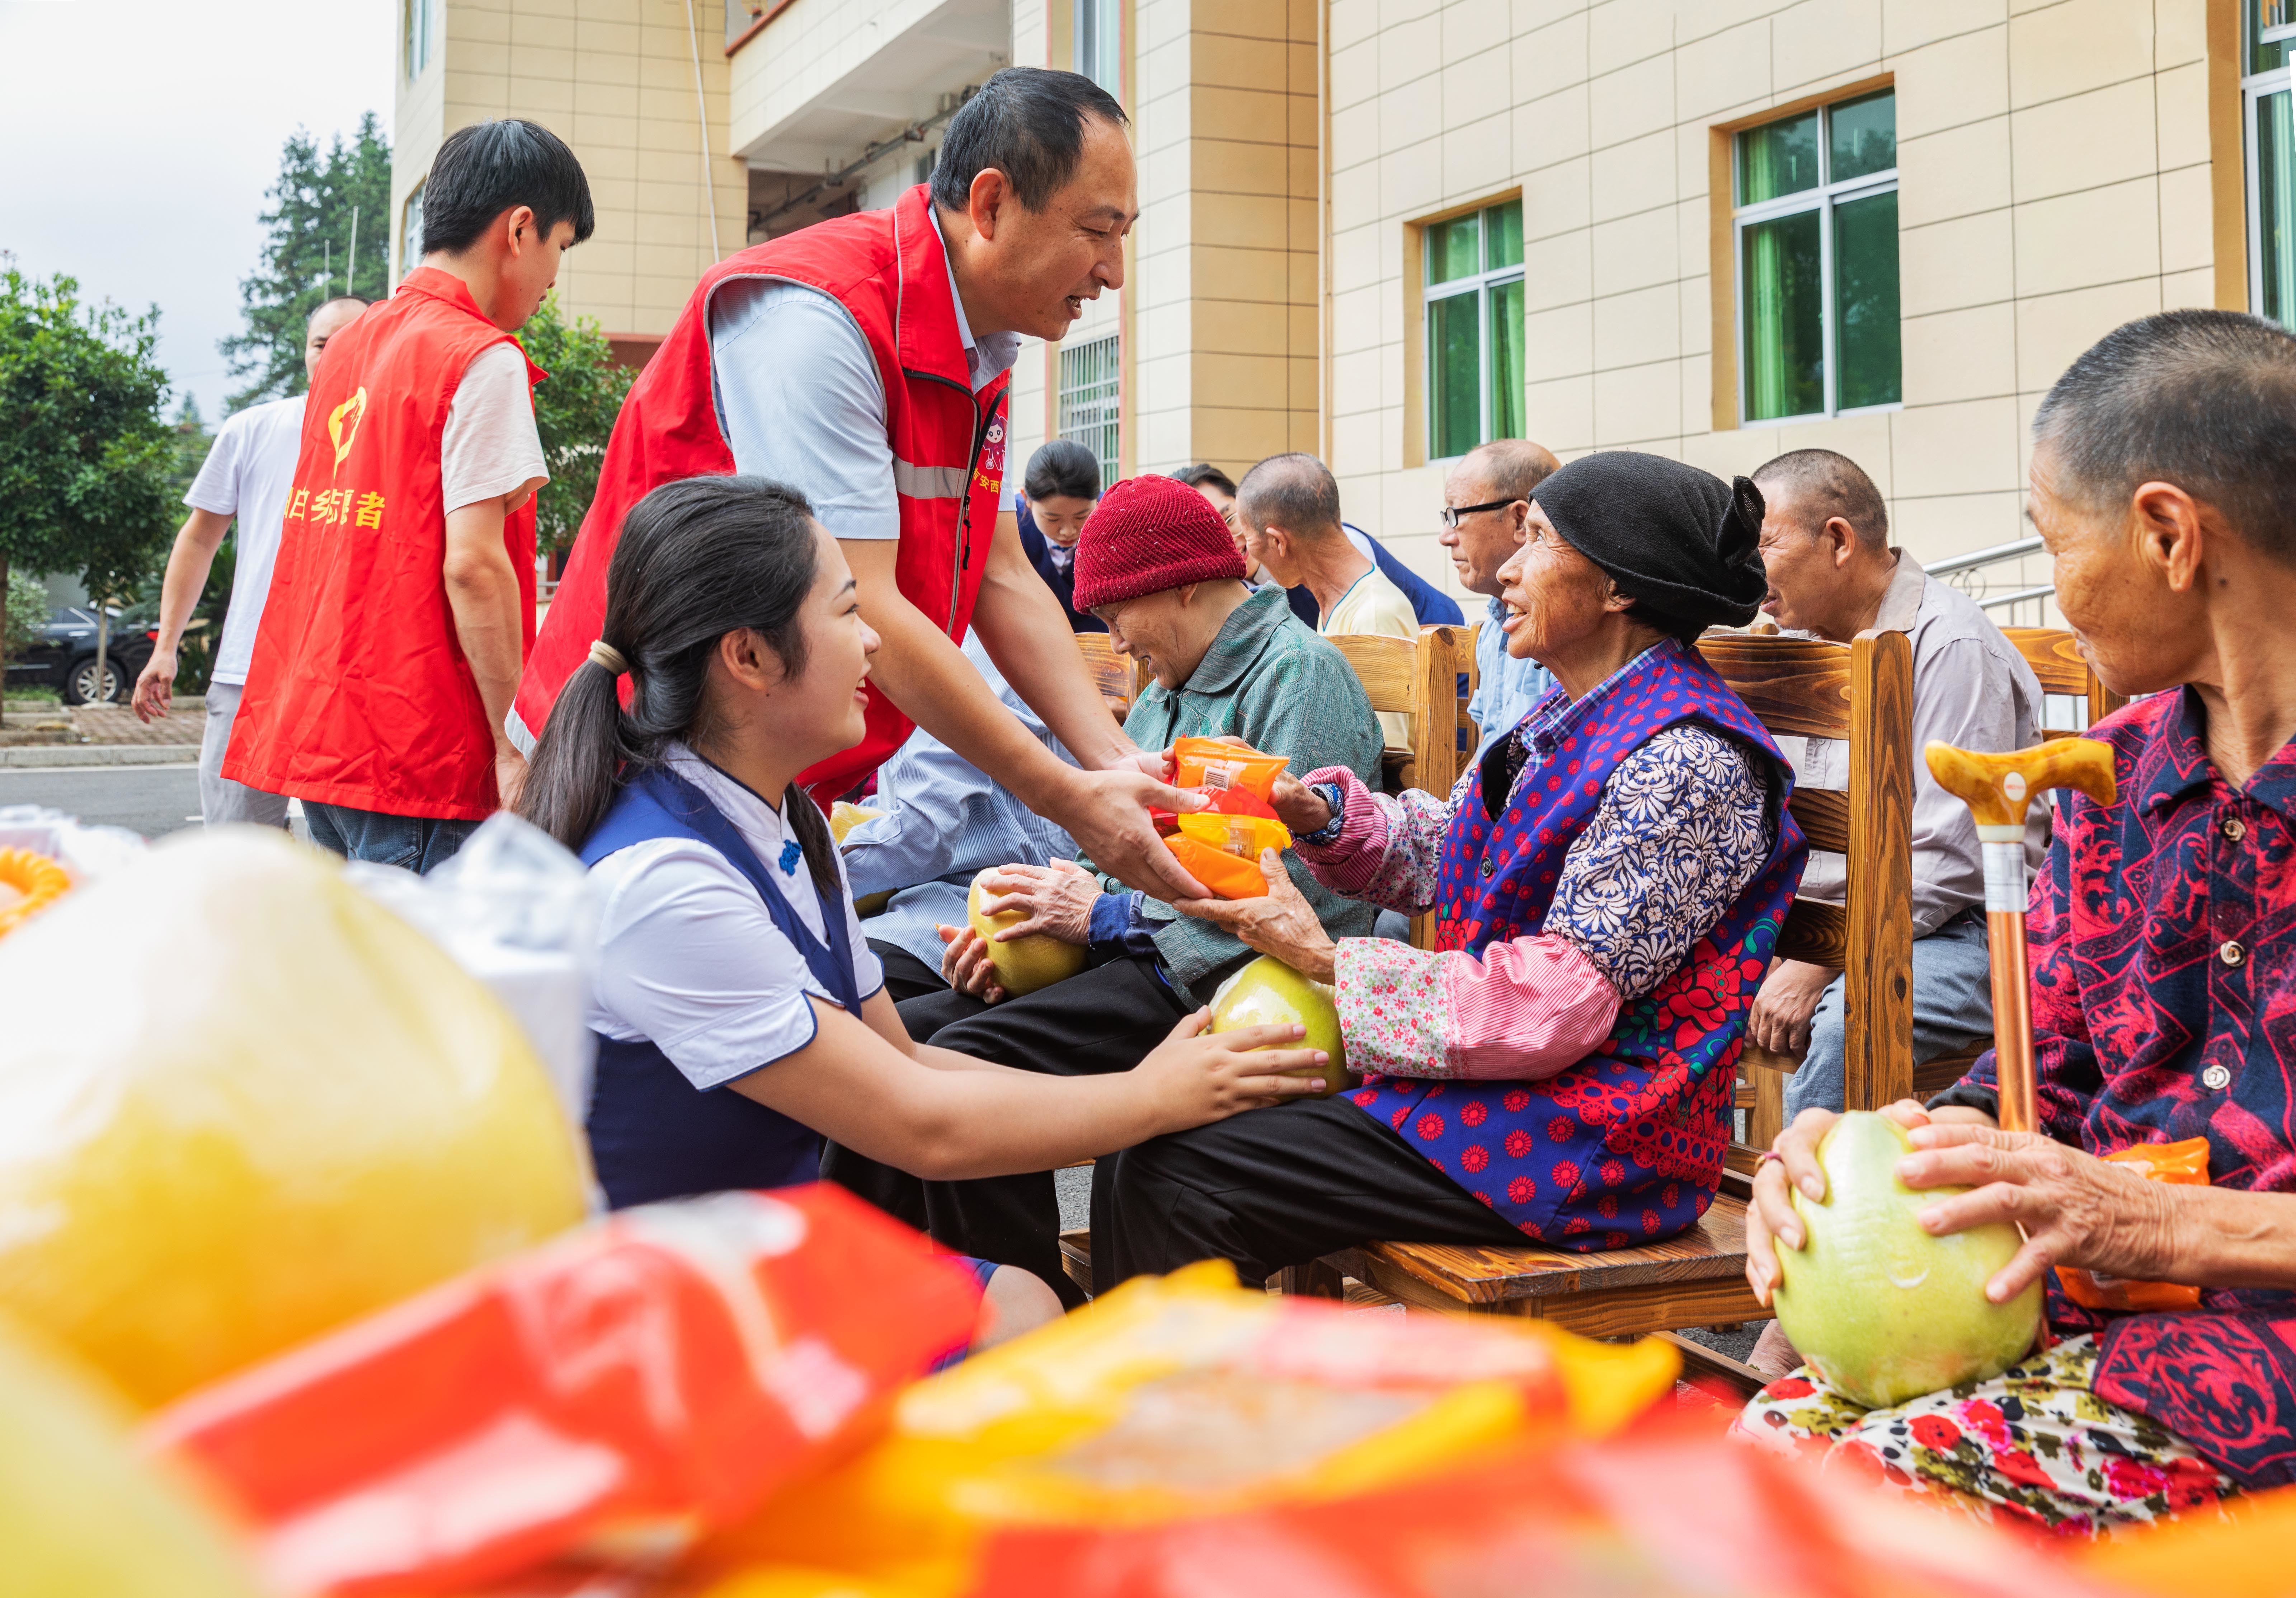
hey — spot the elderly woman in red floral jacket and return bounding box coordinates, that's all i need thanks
[1738,310,2296,1536]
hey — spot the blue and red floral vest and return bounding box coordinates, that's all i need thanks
[1349,643,1806,1247]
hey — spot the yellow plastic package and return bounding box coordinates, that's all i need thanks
[0,1312,264,1598]
[693,1260,1677,1594]
[1171,736,1289,799]
[0,827,589,1408]
[1170,811,1294,900]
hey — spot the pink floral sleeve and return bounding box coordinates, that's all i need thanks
[1332,932,1621,1081]
[1292,765,1466,914]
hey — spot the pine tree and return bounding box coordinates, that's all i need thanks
[220,113,392,410]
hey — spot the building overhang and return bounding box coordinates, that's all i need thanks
[731,0,1007,173]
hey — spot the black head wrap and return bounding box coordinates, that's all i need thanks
[1528,451,1768,632]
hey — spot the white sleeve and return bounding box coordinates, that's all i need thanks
[709,280,899,541]
[440,343,548,516]
[183,417,245,516]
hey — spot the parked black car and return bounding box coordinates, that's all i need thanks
[4,608,157,705]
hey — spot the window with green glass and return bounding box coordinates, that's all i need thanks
[2247,0,2296,328]
[1734,90,1899,423]
[1424,198,1525,459]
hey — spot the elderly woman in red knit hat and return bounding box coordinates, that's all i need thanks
[824,472,1387,1304]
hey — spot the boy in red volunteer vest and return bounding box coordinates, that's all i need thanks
[519,69,1211,905]
[226,119,593,872]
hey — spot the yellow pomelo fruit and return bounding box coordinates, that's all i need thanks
[0,828,589,1408]
[0,1315,264,1598]
[1207,955,1354,1097]
[1772,1111,2042,1408]
[829,803,880,844]
[967,867,1088,997]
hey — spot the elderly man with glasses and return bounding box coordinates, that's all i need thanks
[1437,439,1563,758]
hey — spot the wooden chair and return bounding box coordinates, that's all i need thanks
[1279,631,1915,1397]
[1074,631,1137,720]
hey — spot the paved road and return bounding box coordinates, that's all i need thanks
[0,763,203,839]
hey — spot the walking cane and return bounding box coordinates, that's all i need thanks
[1923,739,2117,1134]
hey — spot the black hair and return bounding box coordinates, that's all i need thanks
[1024,439,1101,501]
[418,118,596,257]
[2034,309,2296,567]
[1172,461,1236,497]
[1752,447,1890,548]
[929,67,1128,214]
[517,476,840,901]
[310,295,372,319]
[1235,452,1342,538]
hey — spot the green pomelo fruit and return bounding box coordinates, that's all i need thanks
[1772,1111,2042,1409]
[1206,956,1357,1098]
[968,869,1089,997]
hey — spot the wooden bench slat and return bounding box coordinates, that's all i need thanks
[1786,787,1849,853]
[1776,896,1847,968]
[1352,1193,1753,1304]
[1700,636,1852,740]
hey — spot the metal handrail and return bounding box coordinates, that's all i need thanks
[1926,535,2041,577]
[1976,583,2056,611]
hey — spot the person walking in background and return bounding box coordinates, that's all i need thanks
[1743,447,2045,1118]
[133,294,369,827]
[1236,452,1418,749]
[1013,439,1101,632]
[225,118,592,872]
[1440,438,1561,760]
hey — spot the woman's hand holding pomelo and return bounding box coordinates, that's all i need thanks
[1135,1008,1329,1126]
[1746,1100,1931,1307]
[972,859,1099,945]
[1897,1123,2186,1304]
[938,924,1006,1003]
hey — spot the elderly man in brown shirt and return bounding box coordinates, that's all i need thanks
[1745,449,2048,1121]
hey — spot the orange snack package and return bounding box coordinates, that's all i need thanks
[1171,737,1288,801]
[2058,1137,2210,1312]
[142,1186,981,1598]
[1169,811,1294,900]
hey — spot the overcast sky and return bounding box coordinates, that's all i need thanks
[0,0,396,423]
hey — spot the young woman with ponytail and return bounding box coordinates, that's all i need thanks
[518,475,1330,1341]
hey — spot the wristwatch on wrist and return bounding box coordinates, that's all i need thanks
[1299,781,1348,845]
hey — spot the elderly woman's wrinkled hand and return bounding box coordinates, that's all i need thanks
[1744,1099,1932,1308]
[1266,770,1332,836]
[973,859,1100,947]
[1173,848,1338,983]
[1899,1122,2187,1305]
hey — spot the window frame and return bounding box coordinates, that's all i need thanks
[1422,201,1525,464]
[1057,332,1122,492]
[1075,0,1122,102]
[2246,3,2296,325]
[405,0,441,80]
[1731,93,1901,427]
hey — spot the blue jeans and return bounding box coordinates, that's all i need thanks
[1783,908,1995,1120]
[304,802,481,876]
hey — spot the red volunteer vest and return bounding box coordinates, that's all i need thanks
[513,184,1011,802]
[224,269,542,821]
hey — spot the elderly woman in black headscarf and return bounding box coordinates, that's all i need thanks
[1091,452,1809,1287]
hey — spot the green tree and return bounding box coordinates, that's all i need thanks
[221,112,392,408]
[518,293,635,553]
[150,395,233,693]
[0,268,177,722]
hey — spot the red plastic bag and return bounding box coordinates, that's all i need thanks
[144,1186,980,1598]
[965,1417,2123,1598]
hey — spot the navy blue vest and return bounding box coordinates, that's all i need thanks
[578,766,864,1210]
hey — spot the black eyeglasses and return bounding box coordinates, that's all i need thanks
[1439,498,1514,529]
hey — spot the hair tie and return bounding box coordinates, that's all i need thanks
[587,640,628,676]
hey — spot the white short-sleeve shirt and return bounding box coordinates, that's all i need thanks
[439,342,549,516]
[183,395,306,686]
[584,746,886,1091]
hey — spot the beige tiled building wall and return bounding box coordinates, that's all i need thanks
[391,0,749,341]
[1325,0,2233,602]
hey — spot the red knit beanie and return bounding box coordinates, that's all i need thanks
[1071,474,1249,612]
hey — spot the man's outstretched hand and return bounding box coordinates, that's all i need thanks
[1050,766,1210,903]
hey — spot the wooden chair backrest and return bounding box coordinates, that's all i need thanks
[2001,626,2125,738]
[1326,625,1476,951]
[1699,631,1915,1129]
[1073,631,1137,720]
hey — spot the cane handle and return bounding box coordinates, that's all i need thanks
[1924,738,2117,831]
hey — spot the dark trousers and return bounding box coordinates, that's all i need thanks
[305,802,480,875]
[1090,1096,1530,1291]
[821,954,1188,1308]
[866,939,949,1005]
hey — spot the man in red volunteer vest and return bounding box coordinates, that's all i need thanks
[520,68,1209,902]
[227,120,593,872]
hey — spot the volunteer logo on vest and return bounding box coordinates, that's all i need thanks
[329,388,369,472]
